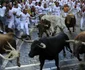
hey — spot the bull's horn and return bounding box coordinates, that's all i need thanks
[81,42,85,45]
[0,51,19,60]
[0,54,7,59]
[3,48,11,52]
[66,40,81,44]
[40,43,46,48]
[66,40,75,43]
[0,54,18,61]
[0,53,13,60]
[7,41,15,50]
[0,42,19,60]
[23,40,34,43]
[6,51,19,60]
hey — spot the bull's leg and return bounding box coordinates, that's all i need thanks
[67,27,71,33]
[44,31,49,37]
[39,57,45,70]
[73,26,75,32]
[55,55,60,70]
[72,44,77,58]
[63,48,66,57]
[65,42,72,53]
[75,53,82,61]
[74,46,82,61]
[38,31,43,38]
[40,32,43,38]
[73,44,82,61]
[17,57,20,67]
[66,45,72,53]
[17,53,20,67]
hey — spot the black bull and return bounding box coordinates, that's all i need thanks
[29,32,72,70]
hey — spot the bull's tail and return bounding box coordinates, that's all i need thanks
[13,34,34,43]
[13,34,30,43]
[13,34,23,40]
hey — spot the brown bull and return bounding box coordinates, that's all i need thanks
[66,31,85,61]
[65,14,76,33]
[37,19,51,38]
[0,32,20,66]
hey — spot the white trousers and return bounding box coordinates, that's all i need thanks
[20,22,29,35]
[80,17,84,29]
[8,21,14,29]
[15,18,21,30]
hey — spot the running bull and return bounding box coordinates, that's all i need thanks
[0,32,20,66]
[65,14,76,33]
[66,31,85,61]
[37,19,51,38]
[28,32,72,70]
[40,15,66,36]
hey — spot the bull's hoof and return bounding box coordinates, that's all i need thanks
[0,31,3,34]
[73,30,75,32]
[63,53,66,58]
[57,67,60,70]
[78,58,82,61]
[69,31,71,34]
[17,63,21,67]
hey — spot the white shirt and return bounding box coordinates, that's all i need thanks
[71,1,75,8]
[53,6,61,16]
[81,11,85,18]
[6,8,15,23]
[37,6,43,14]
[42,7,49,14]
[0,6,6,17]
[13,7,22,23]
[59,0,63,6]
[20,12,30,24]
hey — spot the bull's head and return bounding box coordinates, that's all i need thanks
[29,40,46,58]
[66,14,75,24]
[66,40,85,61]
[66,40,85,54]
[0,42,19,60]
[66,40,85,45]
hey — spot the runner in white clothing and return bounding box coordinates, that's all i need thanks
[20,8,31,39]
[80,6,85,31]
[53,2,61,16]
[37,2,43,15]
[0,2,6,25]
[13,3,22,31]
[42,3,49,14]
[6,3,15,29]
